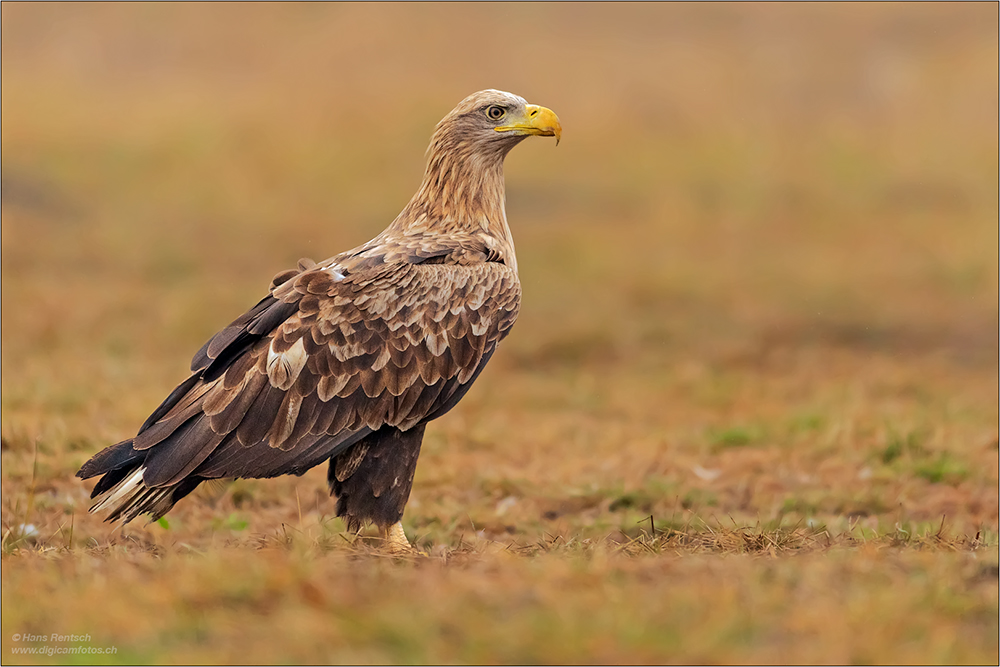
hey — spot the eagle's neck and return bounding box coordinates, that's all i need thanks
[389,134,520,273]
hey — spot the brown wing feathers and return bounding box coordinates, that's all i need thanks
[78,260,519,512]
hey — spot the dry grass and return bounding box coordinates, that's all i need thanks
[2,3,998,664]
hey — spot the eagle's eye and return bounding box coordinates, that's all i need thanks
[485,105,506,121]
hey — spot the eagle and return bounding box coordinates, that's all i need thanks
[77,90,561,552]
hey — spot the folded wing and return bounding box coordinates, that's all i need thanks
[78,259,520,516]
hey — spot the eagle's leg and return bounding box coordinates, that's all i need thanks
[382,521,416,554]
[329,424,425,553]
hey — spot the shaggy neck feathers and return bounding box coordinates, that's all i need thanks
[387,115,524,271]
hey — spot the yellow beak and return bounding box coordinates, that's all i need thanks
[495,104,562,145]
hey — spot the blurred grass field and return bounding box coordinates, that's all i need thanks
[2,3,998,664]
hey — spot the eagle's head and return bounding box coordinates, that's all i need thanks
[430,89,562,161]
[396,89,561,245]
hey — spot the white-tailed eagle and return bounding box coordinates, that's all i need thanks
[77,90,561,552]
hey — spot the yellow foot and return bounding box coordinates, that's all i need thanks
[381,522,426,556]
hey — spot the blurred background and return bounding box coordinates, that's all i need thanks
[2,3,998,537]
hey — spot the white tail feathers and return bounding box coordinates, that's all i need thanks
[89,466,175,523]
